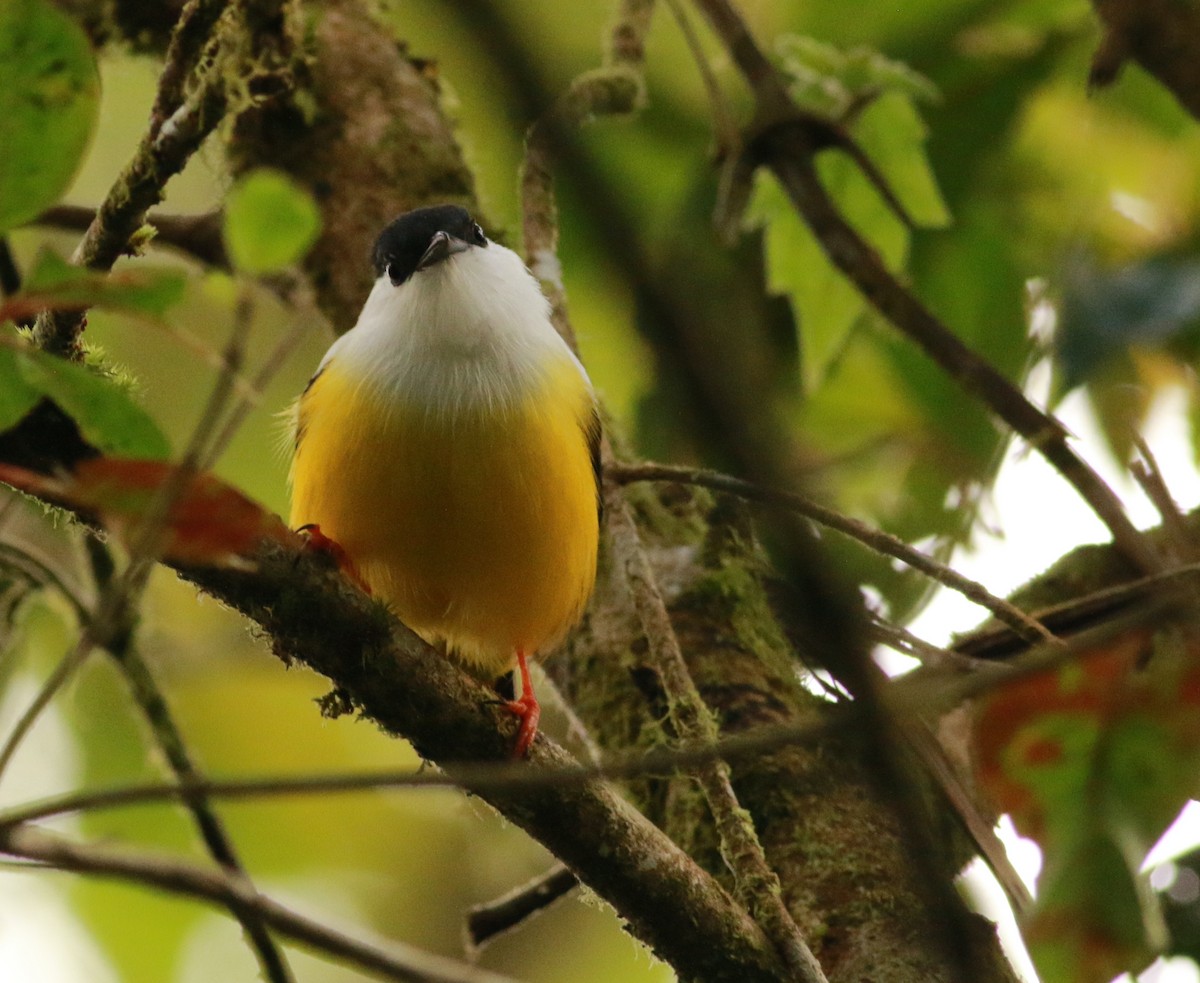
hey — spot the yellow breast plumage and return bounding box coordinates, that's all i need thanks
[290,352,599,676]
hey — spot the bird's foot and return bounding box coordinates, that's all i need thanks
[500,649,541,759]
[296,523,371,595]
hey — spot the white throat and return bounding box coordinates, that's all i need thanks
[325,241,584,417]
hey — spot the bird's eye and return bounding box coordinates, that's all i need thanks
[472,223,487,246]
[385,262,402,285]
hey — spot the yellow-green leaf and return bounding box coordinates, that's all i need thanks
[223,169,321,274]
[0,0,100,233]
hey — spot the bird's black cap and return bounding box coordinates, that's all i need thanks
[371,205,487,285]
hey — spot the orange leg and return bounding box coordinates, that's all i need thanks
[501,649,541,759]
[296,523,371,595]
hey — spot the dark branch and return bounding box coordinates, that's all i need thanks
[36,205,228,269]
[1089,0,1200,119]
[466,865,578,950]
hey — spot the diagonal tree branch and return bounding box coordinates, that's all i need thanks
[178,542,788,983]
[32,8,232,357]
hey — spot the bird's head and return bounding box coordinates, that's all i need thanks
[371,205,489,287]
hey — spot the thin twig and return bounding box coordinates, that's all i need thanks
[1131,434,1197,562]
[613,460,1063,649]
[1,825,521,983]
[900,722,1032,915]
[110,635,296,983]
[35,205,229,269]
[32,38,230,358]
[663,0,739,157]
[0,542,90,624]
[200,287,312,470]
[465,865,578,952]
[868,618,983,671]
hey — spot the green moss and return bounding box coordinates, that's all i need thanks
[621,474,712,548]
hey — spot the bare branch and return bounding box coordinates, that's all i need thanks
[35,205,228,269]
[1,825,521,983]
[32,21,230,357]
[612,460,1063,649]
[465,865,578,952]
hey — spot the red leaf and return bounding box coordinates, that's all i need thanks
[0,457,298,568]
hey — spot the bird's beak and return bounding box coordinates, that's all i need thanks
[416,231,471,271]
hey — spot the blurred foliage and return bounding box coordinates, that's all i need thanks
[11,248,187,322]
[976,627,1200,983]
[0,344,170,460]
[222,169,320,276]
[3,0,1200,981]
[0,0,99,234]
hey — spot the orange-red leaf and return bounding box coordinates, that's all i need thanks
[0,457,298,568]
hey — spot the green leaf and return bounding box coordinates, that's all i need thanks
[16,351,170,459]
[223,169,321,274]
[747,174,865,386]
[775,35,938,120]
[853,92,950,230]
[12,249,188,320]
[0,0,99,234]
[1029,831,1162,983]
[0,345,41,430]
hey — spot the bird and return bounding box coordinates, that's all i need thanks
[288,204,601,757]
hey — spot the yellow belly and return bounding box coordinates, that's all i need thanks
[289,358,599,677]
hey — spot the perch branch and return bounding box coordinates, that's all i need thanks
[175,541,788,983]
